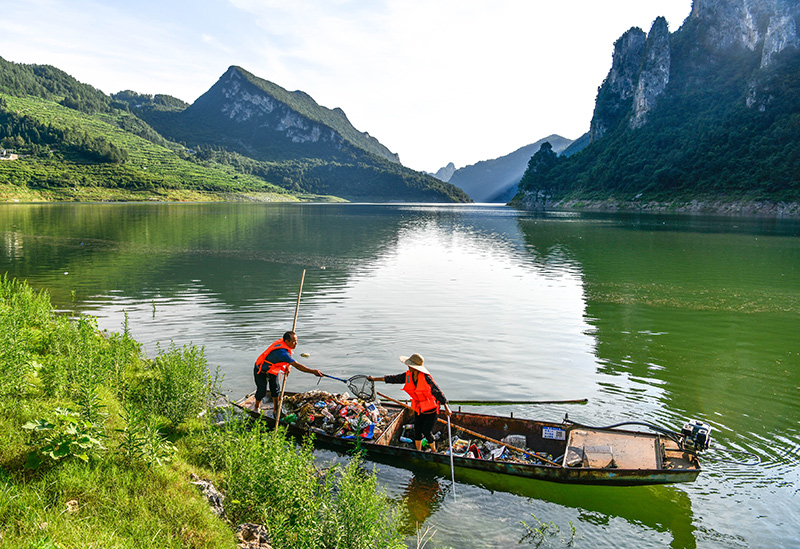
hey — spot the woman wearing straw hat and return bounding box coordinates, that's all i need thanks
[369,353,451,452]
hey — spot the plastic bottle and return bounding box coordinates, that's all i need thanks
[399,436,413,444]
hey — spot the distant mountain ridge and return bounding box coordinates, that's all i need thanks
[430,162,456,182]
[446,135,573,203]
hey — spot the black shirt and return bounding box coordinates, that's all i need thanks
[384,371,448,405]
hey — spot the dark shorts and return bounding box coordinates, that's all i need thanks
[414,411,438,442]
[254,363,281,401]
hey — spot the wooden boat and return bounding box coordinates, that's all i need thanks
[232,393,701,486]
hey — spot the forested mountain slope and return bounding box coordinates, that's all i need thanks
[514,0,800,212]
[0,57,469,202]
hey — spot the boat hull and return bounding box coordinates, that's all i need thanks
[232,394,700,486]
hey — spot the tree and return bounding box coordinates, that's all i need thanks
[518,142,562,206]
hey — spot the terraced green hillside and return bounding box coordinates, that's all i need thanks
[1,94,298,202]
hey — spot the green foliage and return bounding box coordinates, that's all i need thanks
[127,341,221,428]
[22,406,106,468]
[112,90,190,112]
[0,276,407,547]
[116,404,177,468]
[185,147,469,201]
[0,274,51,397]
[36,313,138,401]
[323,457,406,549]
[0,459,238,548]
[518,142,565,206]
[520,514,578,547]
[0,55,111,114]
[208,419,406,549]
[0,94,292,199]
[0,59,469,202]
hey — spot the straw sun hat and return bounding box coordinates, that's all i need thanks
[399,353,430,375]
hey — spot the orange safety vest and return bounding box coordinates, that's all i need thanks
[255,338,294,375]
[403,371,439,414]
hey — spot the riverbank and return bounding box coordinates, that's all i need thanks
[511,192,800,217]
[0,184,347,203]
[0,276,405,549]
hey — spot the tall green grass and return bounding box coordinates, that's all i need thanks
[127,342,221,427]
[0,274,51,397]
[202,418,406,549]
[0,276,408,548]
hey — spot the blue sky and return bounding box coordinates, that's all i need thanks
[1,0,692,172]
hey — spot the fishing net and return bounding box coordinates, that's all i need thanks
[346,375,376,401]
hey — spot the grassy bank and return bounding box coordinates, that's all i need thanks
[0,275,406,548]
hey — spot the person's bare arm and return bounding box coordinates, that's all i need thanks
[291,362,323,377]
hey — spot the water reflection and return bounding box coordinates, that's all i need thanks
[400,472,445,535]
[2,203,799,547]
[326,447,695,548]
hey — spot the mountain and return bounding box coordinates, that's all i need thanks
[560,132,590,157]
[147,66,400,165]
[430,162,456,182]
[0,59,469,203]
[118,66,469,202]
[514,0,800,210]
[447,135,573,203]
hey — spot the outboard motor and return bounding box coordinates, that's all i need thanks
[681,419,712,452]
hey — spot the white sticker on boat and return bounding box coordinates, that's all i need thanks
[542,427,566,440]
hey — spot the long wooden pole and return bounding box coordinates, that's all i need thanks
[377,391,561,467]
[275,269,306,428]
[383,398,587,406]
[447,399,588,406]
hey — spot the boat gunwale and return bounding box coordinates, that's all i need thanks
[230,393,701,485]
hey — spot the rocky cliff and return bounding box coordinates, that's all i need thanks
[630,17,671,129]
[589,28,646,141]
[590,0,800,142]
[138,65,469,202]
[514,0,800,210]
[691,0,800,68]
[181,66,401,164]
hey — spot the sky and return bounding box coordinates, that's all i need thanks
[1,0,693,173]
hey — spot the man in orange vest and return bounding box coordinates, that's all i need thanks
[253,331,323,417]
[369,353,451,452]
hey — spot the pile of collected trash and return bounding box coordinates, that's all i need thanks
[445,434,556,465]
[282,390,399,441]
[278,391,557,465]
[395,424,556,464]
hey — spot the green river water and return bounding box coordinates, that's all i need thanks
[1,202,798,548]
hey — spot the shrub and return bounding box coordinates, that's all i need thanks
[215,418,406,549]
[129,342,221,427]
